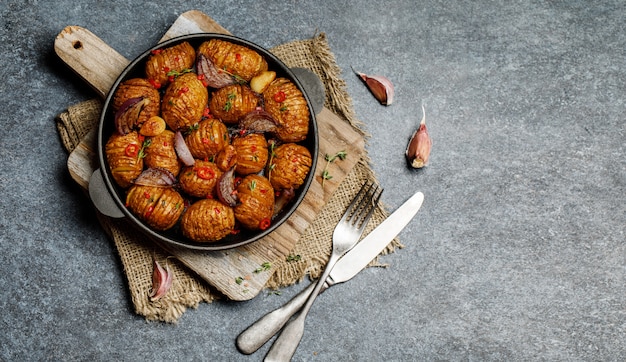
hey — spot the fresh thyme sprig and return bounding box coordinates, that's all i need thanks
[321,150,347,189]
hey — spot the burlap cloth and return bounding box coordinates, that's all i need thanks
[56,33,401,323]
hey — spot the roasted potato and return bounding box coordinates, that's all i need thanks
[145,41,196,88]
[234,175,274,231]
[262,78,310,142]
[184,118,230,160]
[197,39,268,82]
[105,131,144,188]
[181,199,235,242]
[161,72,208,131]
[178,160,222,198]
[125,185,185,231]
[112,78,161,130]
[209,84,260,124]
[267,143,313,191]
[232,133,268,175]
[144,130,181,177]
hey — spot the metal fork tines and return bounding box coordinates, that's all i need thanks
[264,182,383,362]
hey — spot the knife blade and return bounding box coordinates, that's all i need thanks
[236,190,424,354]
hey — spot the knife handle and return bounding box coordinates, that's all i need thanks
[236,282,316,354]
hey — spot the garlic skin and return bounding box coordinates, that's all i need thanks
[353,68,394,106]
[405,105,432,168]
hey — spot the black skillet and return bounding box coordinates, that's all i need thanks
[90,33,322,251]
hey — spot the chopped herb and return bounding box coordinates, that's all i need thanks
[138,138,152,159]
[249,180,257,191]
[267,290,282,296]
[321,150,347,189]
[166,68,193,78]
[235,276,244,285]
[223,93,236,112]
[286,254,302,262]
[254,262,272,273]
[185,123,199,136]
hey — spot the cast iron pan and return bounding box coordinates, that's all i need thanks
[90,33,322,251]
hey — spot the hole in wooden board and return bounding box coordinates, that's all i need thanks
[72,41,82,50]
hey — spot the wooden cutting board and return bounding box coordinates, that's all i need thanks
[55,10,365,301]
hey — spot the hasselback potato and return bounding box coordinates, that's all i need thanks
[181,199,235,242]
[267,143,313,191]
[232,133,268,175]
[184,118,230,160]
[197,39,268,82]
[145,41,196,88]
[105,131,144,188]
[125,185,185,231]
[161,72,208,131]
[112,78,160,129]
[263,77,309,142]
[178,160,222,198]
[234,175,274,231]
[144,130,181,177]
[209,84,260,124]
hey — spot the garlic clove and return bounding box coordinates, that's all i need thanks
[149,258,174,301]
[353,68,394,106]
[405,105,432,168]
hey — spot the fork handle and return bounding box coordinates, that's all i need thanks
[264,252,340,361]
[236,282,318,354]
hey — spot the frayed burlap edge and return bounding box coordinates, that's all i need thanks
[55,33,401,322]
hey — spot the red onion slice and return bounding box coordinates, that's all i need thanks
[196,54,236,88]
[239,108,279,134]
[174,131,195,166]
[114,97,147,135]
[216,167,238,207]
[133,168,177,187]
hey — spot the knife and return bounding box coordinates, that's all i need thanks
[236,190,424,354]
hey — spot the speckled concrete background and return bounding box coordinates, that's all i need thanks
[1,1,624,360]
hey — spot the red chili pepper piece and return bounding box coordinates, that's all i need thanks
[125,144,139,157]
[273,91,286,103]
[259,217,271,230]
[196,166,215,180]
[148,79,161,89]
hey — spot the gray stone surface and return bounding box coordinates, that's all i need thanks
[1,1,625,360]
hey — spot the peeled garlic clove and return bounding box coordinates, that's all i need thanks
[149,258,173,301]
[405,105,432,168]
[353,68,394,106]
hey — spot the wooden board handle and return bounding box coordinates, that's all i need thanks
[54,26,129,98]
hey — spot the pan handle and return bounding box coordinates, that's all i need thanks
[88,169,125,218]
[290,67,325,116]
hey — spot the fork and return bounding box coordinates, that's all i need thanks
[263,182,382,361]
